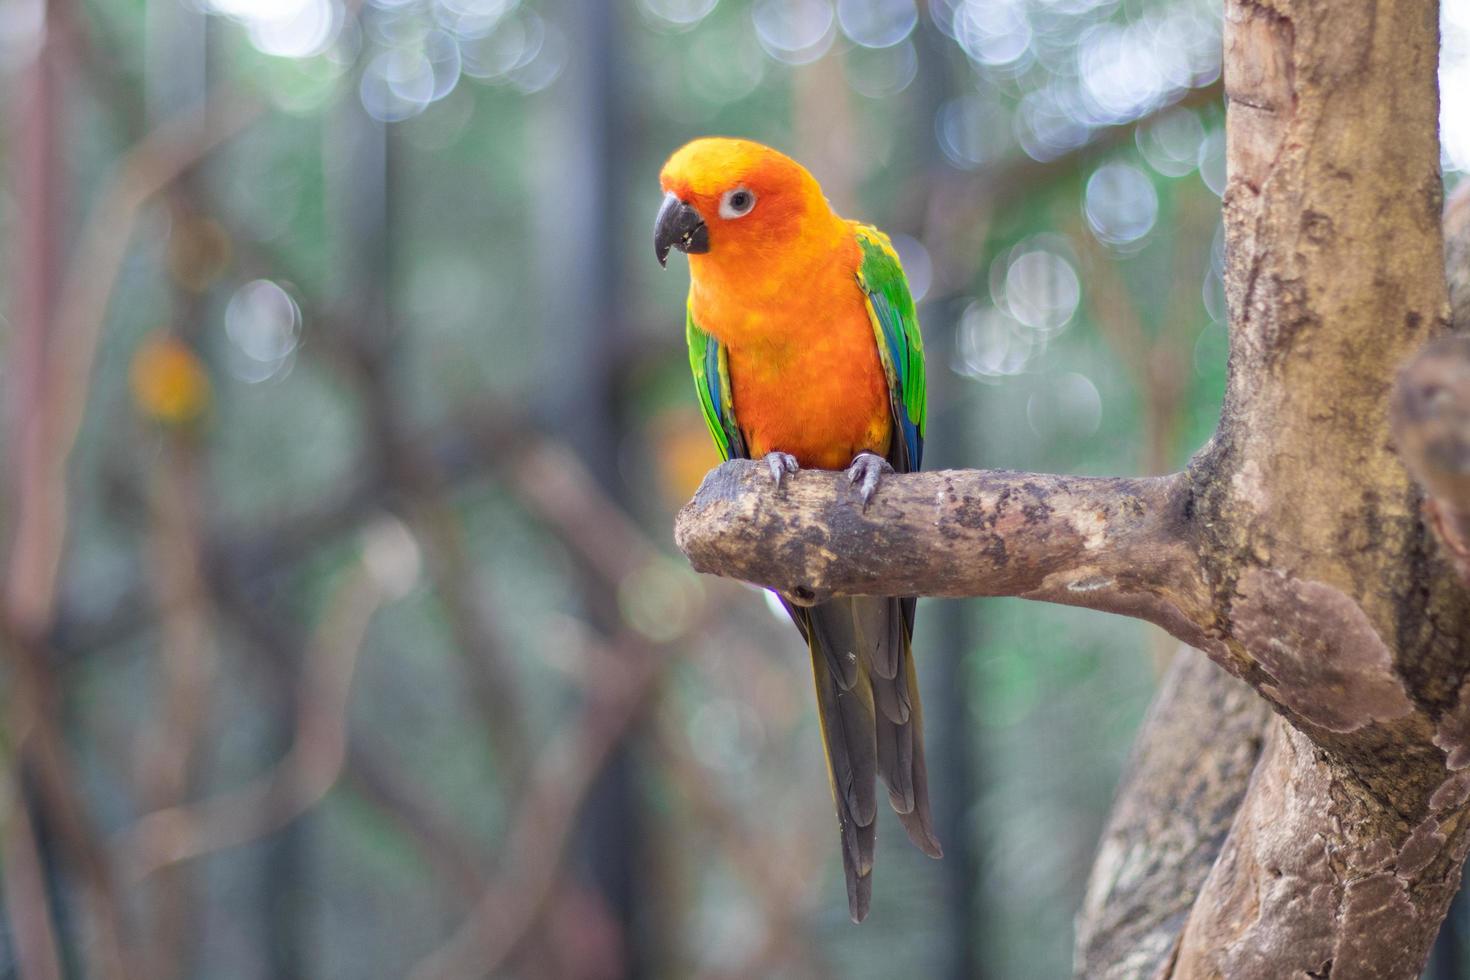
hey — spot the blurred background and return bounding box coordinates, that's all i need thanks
[0,0,1466,978]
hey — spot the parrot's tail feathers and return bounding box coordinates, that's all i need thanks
[857,597,911,723]
[807,600,862,691]
[809,605,879,922]
[876,709,915,813]
[843,837,875,923]
[895,750,942,859]
[862,593,903,680]
[894,640,942,859]
[862,597,943,860]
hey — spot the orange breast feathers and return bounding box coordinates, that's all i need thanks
[689,233,893,471]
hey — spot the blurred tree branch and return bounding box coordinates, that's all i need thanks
[406,628,672,980]
[3,44,257,978]
[1392,184,1470,583]
[1392,332,1470,582]
[206,550,496,909]
[5,92,259,633]
[330,331,531,777]
[656,732,835,980]
[134,438,216,980]
[2,748,65,980]
[406,437,710,980]
[111,533,397,881]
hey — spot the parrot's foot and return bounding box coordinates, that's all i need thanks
[763,451,800,489]
[845,452,893,510]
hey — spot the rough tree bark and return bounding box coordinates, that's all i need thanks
[672,0,1470,969]
[1074,651,1272,978]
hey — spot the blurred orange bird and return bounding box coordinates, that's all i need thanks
[655,137,937,921]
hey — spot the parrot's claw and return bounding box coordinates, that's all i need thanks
[845,452,893,510]
[764,451,800,489]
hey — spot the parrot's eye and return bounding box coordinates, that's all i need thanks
[719,187,757,219]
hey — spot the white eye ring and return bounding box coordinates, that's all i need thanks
[719,187,757,219]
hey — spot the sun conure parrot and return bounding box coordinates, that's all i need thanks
[654,137,939,922]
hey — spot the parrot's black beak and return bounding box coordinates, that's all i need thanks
[654,192,709,267]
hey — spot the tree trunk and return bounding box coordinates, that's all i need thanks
[1074,651,1272,978]
[671,0,1470,967]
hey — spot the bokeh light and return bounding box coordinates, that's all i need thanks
[836,0,918,49]
[130,332,213,426]
[688,27,768,104]
[638,0,719,31]
[1137,106,1205,178]
[953,0,1032,68]
[360,47,435,122]
[956,301,1036,379]
[845,39,918,99]
[891,234,934,303]
[223,279,303,384]
[361,514,425,599]
[617,557,704,644]
[432,0,519,36]
[1016,83,1092,161]
[687,697,765,773]
[928,0,1224,168]
[1004,248,1081,334]
[209,0,342,59]
[1078,23,1168,124]
[1085,162,1159,247]
[1444,0,1470,172]
[460,9,543,80]
[937,95,1012,169]
[1197,127,1227,195]
[201,0,574,114]
[752,0,836,65]
[502,17,566,93]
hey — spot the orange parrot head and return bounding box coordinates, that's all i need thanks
[654,137,835,271]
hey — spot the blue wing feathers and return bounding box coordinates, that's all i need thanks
[705,339,723,423]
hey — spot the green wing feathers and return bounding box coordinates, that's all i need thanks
[854,225,926,472]
[685,303,743,461]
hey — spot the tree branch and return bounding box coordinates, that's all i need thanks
[404,633,672,980]
[675,462,1210,641]
[1074,649,1272,978]
[5,92,260,633]
[1174,721,1470,979]
[2,768,65,980]
[111,538,391,882]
